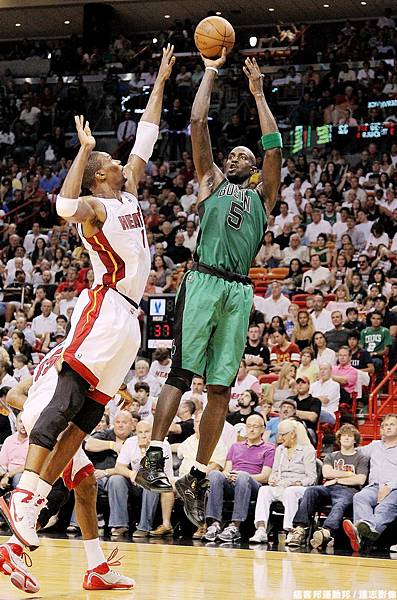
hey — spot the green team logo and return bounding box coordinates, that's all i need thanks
[218,183,252,231]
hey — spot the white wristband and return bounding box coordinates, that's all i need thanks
[130,121,159,163]
[205,67,218,74]
[56,194,79,219]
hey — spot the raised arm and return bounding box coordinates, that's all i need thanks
[57,115,104,225]
[243,58,282,214]
[124,44,175,195]
[191,50,226,197]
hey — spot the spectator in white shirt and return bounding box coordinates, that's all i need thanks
[180,183,197,212]
[281,233,310,265]
[31,299,57,339]
[23,223,48,255]
[355,210,373,239]
[365,222,389,258]
[332,207,350,242]
[275,202,294,229]
[182,221,198,253]
[229,360,261,412]
[377,9,395,29]
[310,295,333,334]
[338,64,357,83]
[148,348,172,394]
[306,209,333,244]
[357,61,375,85]
[57,287,78,316]
[260,281,291,324]
[312,331,337,366]
[310,363,340,424]
[302,255,331,295]
[127,359,159,397]
[115,420,174,538]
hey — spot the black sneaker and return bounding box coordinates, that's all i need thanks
[135,449,173,493]
[175,473,209,528]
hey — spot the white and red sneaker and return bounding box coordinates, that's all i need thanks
[83,548,135,590]
[0,542,40,594]
[0,489,46,550]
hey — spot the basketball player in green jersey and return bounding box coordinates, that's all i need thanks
[137,50,281,527]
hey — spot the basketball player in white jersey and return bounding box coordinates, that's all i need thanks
[0,344,135,593]
[0,44,175,551]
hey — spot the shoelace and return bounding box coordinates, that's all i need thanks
[13,550,33,569]
[106,547,125,568]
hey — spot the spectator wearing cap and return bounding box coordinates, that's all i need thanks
[325,311,350,353]
[288,376,321,443]
[305,209,332,244]
[302,255,331,295]
[360,312,392,375]
[260,281,291,324]
[42,322,67,350]
[203,413,274,543]
[165,230,191,265]
[266,398,297,444]
[332,346,358,402]
[310,363,340,425]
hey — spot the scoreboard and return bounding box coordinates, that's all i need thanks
[289,122,396,154]
[146,294,175,349]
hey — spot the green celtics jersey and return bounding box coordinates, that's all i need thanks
[196,178,267,276]
[360,326,392,353]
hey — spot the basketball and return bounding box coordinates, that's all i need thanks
[194,16,235,59]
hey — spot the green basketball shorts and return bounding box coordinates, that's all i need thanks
[171,270,253,386]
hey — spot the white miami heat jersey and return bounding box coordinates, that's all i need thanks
[77,192,151,304]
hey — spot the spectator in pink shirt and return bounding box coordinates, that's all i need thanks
[332,346,358,403]
[0,413,28,492]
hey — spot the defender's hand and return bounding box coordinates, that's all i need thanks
[158,44,176,83]
[75,115,96,150]
[243,57,264,96]
[201,47,227,70]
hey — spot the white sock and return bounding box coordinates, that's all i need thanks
[193,461,207,473]
[8,534,22,547]
[149,441,163,449]
[18,471,39,493]
[83,538,106,570]
[36,479,52,499]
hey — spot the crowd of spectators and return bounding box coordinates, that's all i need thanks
[0,11,395,554]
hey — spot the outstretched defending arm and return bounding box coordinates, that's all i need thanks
[124,44,175,195]
[57,116,103,224]
[243,57,282,214]
[191,49,226,199]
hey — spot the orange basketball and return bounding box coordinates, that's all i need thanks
[194,16,235,59]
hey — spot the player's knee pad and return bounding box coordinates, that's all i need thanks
[72,396,105,435]
[29,364,90,450]
[166,367,194,393]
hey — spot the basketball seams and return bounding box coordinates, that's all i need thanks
[195,16,235,58]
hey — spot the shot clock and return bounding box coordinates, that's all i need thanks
[146,294,175,349]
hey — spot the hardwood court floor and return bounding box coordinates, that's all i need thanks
[0,536,396,600]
